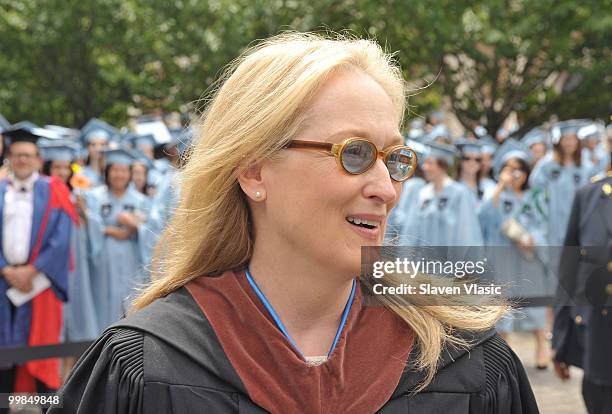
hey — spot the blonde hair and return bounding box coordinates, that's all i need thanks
[131,32,506,392]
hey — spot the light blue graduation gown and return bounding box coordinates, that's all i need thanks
[528,154,591,246]
[480,177,497,200]
[457,178,497,207]
[62,192,99,341]
[140,170,180,268]
[400,178,483,246]
[387,177,425,240]
[582,146,610,178]
[153,159,172,177]
[478,189,553,297]
[478,189,552,331]
[86,185,151,332]
[80,165,102,188]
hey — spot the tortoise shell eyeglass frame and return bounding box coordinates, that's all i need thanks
[285,137,418,182]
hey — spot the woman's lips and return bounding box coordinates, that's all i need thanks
[345,215,383,240]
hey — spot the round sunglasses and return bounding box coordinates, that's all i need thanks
[286,137,418,182]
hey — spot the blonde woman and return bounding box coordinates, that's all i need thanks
[52,33,538,413]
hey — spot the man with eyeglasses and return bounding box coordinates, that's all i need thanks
[0,125,76,403]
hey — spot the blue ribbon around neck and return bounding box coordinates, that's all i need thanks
[244,267,357,359]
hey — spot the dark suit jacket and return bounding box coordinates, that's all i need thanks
[552,174,612,385]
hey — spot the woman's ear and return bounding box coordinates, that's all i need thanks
[237,162,266,201]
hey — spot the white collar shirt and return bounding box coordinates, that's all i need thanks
[2,172,39,265]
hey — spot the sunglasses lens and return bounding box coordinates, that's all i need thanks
[387,148,417,181]
[341,140,376,174]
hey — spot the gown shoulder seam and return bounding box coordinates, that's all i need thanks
[104,327,145,385]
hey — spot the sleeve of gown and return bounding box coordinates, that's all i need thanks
[33,209,72,301]
[481,334,540,414]
[477,198,500,244]
[82,190,106,267]
[49,328,144,414]
[527,158,548,191]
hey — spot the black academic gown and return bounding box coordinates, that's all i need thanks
[49,288,539,414]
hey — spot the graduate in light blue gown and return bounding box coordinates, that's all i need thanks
[529,121,593,247]
[521,127,550,168]
[140,168,180,269]
[139,124,186,196]
[478,140,552,369]
[455,139,496,203]
[87,149,151,332]
[131,148,155,199]
[139,131,189,269]
[78,119,116,188]
[128,134,156,197]
[400,141,483,246]
[133,133,156,162]
[478,135,498,186]
[579,122,610,178]
[39,141,99,341]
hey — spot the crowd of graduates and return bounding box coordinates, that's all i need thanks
[0,113,186,395]
[0,109,610,399]
[388,114,611,370]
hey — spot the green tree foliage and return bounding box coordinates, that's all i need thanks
[0,0,609,134]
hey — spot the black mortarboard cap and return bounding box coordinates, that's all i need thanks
[2,125,59,146]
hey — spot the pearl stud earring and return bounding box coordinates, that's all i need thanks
[255,191,262,199]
